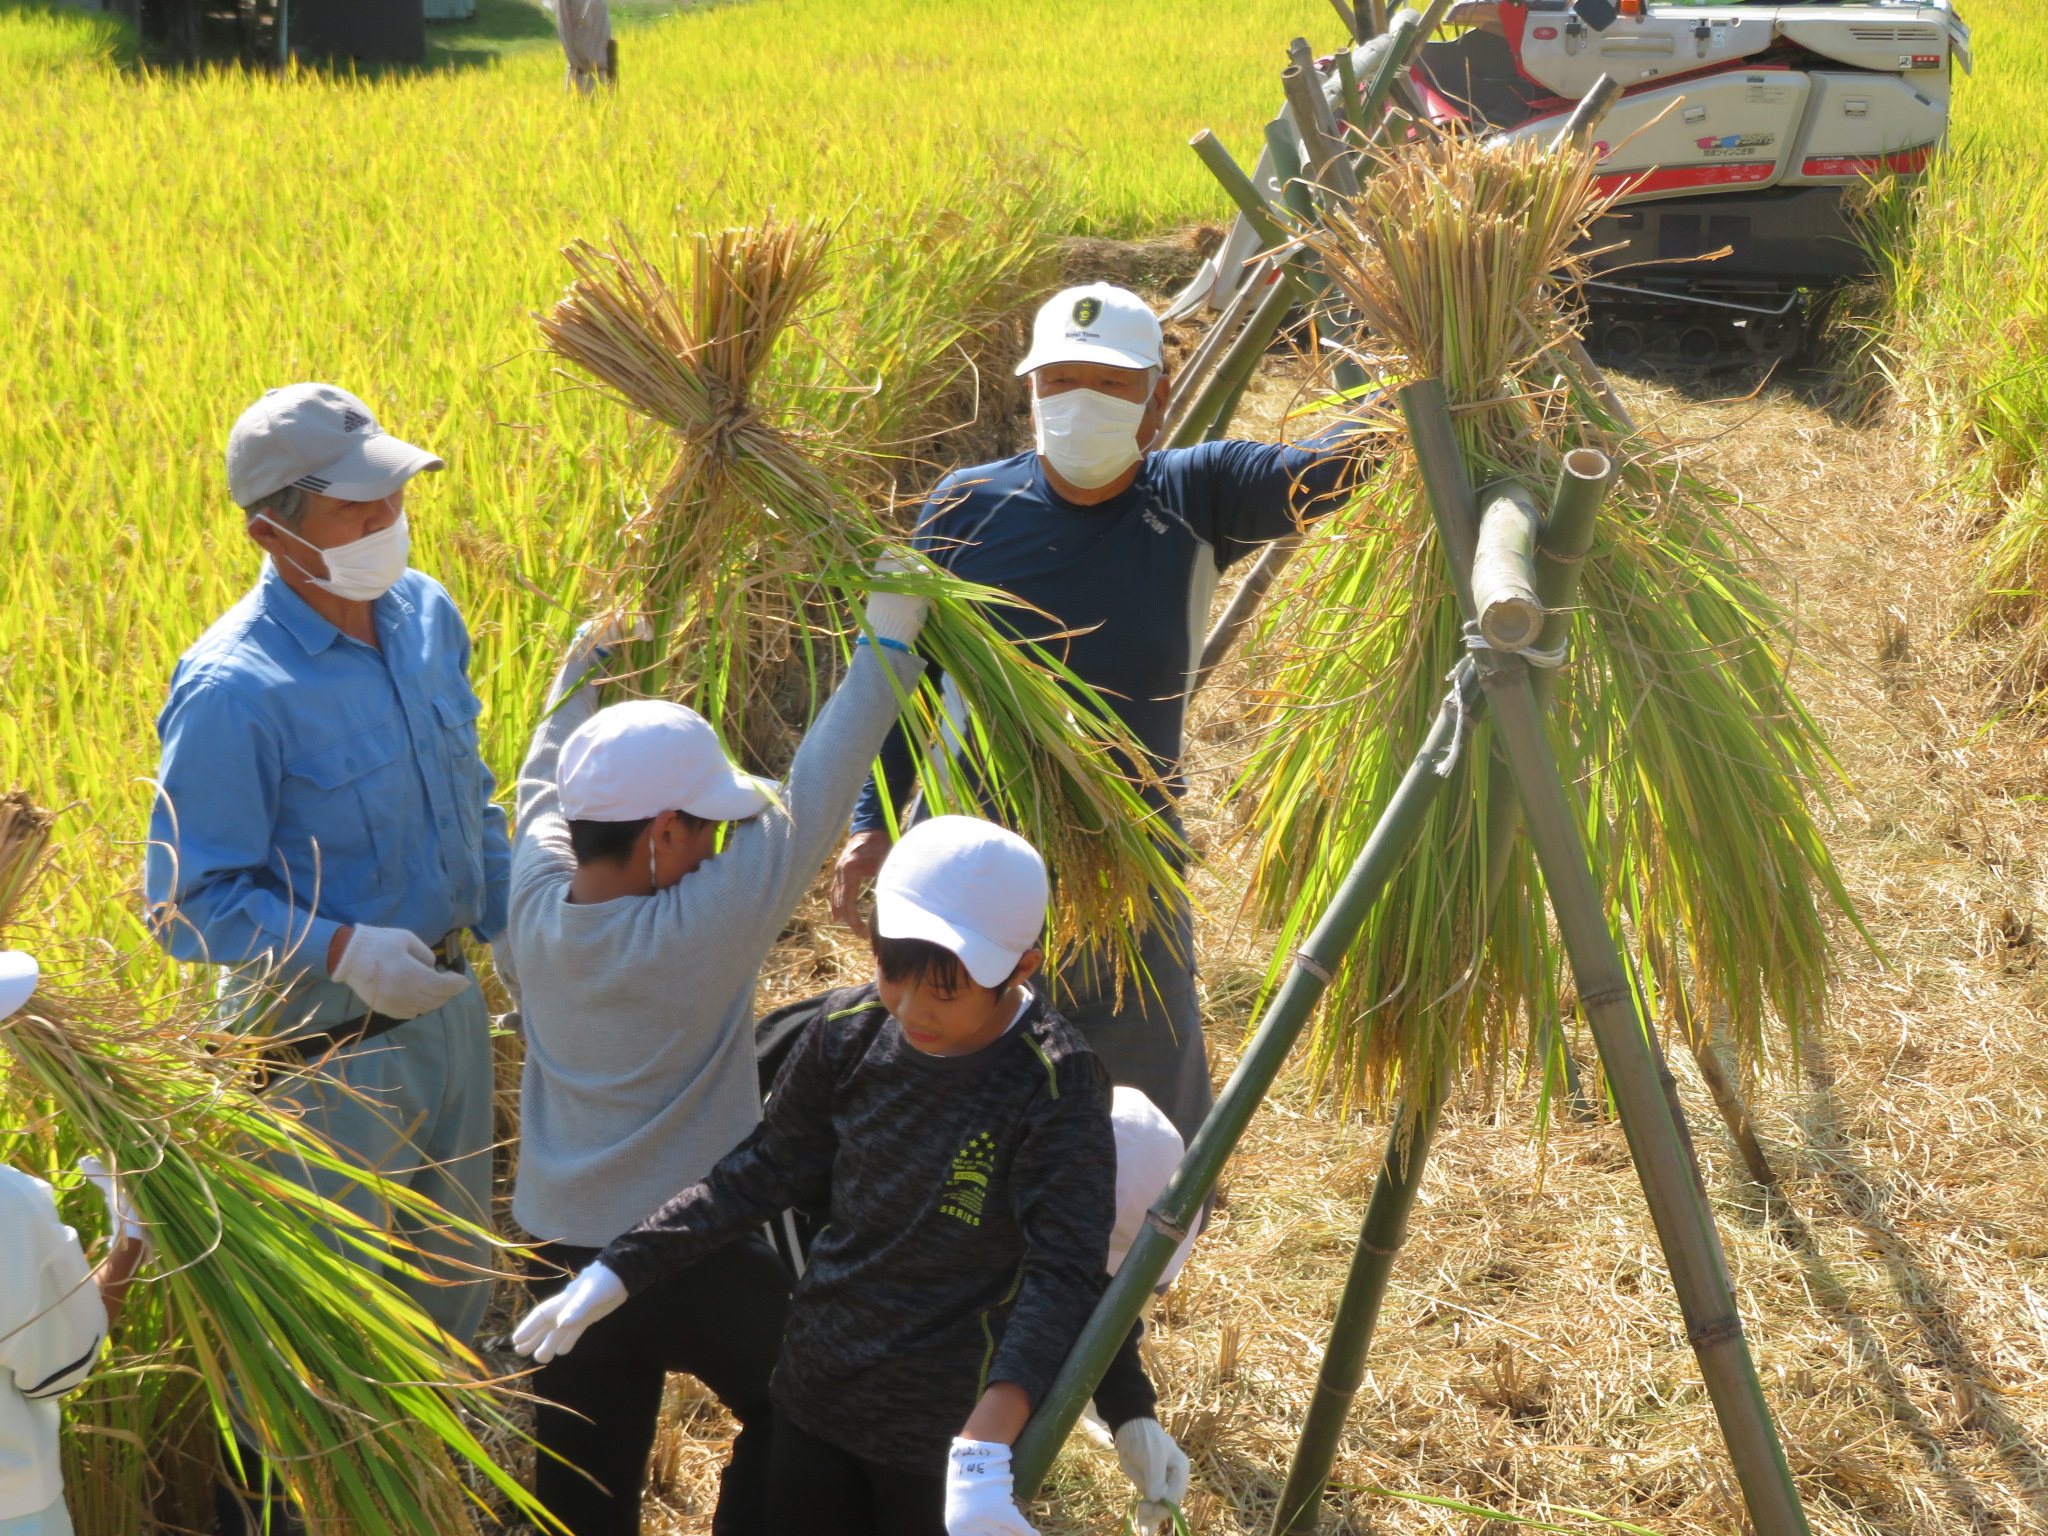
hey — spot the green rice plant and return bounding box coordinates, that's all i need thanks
[0,792,548,1534]
[1230,135,1860,1110]
[537,222,1184,963]
[0,0,1334,986]
[1838,0,2048,694]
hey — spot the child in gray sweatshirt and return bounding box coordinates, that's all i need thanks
[505,587,926,1536]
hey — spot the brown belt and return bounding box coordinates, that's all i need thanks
[267,931,468,1068]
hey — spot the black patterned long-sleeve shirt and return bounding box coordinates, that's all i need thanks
[600,983,1117,1475]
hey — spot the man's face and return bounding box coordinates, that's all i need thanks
[248,489,403,580]
[1030,362,1171,454]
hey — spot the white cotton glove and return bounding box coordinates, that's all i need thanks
[77,1156,149,1252]
[1114,1417,1190,1532]
[330,925,470,1021]
[865,556,930,648]
[511,1260,627,1364]
[945,1438,1037,1536]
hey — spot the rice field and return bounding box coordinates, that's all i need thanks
[1854,0,2048,682]
[0,0,1330,968]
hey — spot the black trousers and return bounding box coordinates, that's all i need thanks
[766,1414,945,1536]
[525,1235,791,1536]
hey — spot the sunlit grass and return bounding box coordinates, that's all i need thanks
[0,0,1332,972]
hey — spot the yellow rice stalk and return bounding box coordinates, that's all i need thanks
[537,222,1185,967]
[1234,135,1859,1111]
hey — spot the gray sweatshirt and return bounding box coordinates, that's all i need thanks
[508,646,925,1247]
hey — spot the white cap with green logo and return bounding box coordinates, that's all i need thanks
[1014,283,1164,375]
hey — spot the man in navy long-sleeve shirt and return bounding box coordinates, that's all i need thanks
[829,283,1367,1143]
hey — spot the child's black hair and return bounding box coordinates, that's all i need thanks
[871,933,1001,997]
[568,811,712,867]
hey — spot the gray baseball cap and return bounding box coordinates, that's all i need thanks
[226,383,444,509]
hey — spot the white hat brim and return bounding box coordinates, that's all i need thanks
[0,951,39,1022]
[301,432,445,501]
[1015,339,1161,377]
[873,890,1020,989]
[683,772,774,823]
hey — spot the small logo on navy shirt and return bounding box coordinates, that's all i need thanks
[1142,510,1169,535]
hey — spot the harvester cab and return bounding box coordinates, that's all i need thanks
[1169,0,1968,368]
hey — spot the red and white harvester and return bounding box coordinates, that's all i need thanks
[1173,0,1971,367]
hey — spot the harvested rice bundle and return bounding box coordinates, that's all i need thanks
[0,791,544,1536]
[537,223,1183,965]
[1232,134,1860,1111]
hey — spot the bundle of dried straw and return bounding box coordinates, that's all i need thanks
[538,222,1182,965]
[1232,134,1859,1110]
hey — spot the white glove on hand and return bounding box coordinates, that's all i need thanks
[1114,1417,1190,1532]
[511,1260,626,1364]
[550,612,652,707]
[330,926,470,1021]
[865,556,930,648]
[945,1438,1037,1536]
[77,1156,149,1251]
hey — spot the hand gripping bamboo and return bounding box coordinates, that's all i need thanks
[1401,378,1813,1536]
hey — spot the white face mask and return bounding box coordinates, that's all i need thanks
[1032,387,1148,490]
[260,511,410,602]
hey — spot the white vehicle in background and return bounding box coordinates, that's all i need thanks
[1176,0,1970,368]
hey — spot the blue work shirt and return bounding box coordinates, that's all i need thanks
[852,434,1361,832]
[144,562,511,1030]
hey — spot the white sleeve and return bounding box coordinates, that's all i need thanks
[0,1171,107,1403]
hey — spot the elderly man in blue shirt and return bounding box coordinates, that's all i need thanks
[145,383,510,1347]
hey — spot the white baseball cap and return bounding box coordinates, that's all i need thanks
[0,950,38,1022]
[226,383,444,509]
[557,700,774,823]
[1014,283,1164,376]
[1108,1086,1199,1285]
[874,816,1048,988]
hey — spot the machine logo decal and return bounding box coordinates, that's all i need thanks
[1696,132,1775,157]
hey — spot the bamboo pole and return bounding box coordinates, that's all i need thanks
[1271,1099,1441,1533]
[1165,267,1303,449]
[1196,538,1301,685]
[1283,64,1361,203]
[1009,663,1483,1499]
[1162,258,1272,439]
[1265,118,1319,224]
[1549,73,1623,153]
[1400,378,1814,1536]
[1471,480,1547,652]
[1328,0,1363,42]
[1189,130,1289,250]
[1269,452,1617,1530]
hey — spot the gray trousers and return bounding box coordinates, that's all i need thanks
[1046,886,1212,1146]
[261,984,496,1343]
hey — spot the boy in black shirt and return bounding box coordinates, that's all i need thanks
[513,815,1122,1534]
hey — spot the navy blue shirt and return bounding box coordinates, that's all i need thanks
[851,434,1360,832]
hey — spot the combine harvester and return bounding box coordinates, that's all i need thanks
[1172,0,1971,367]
